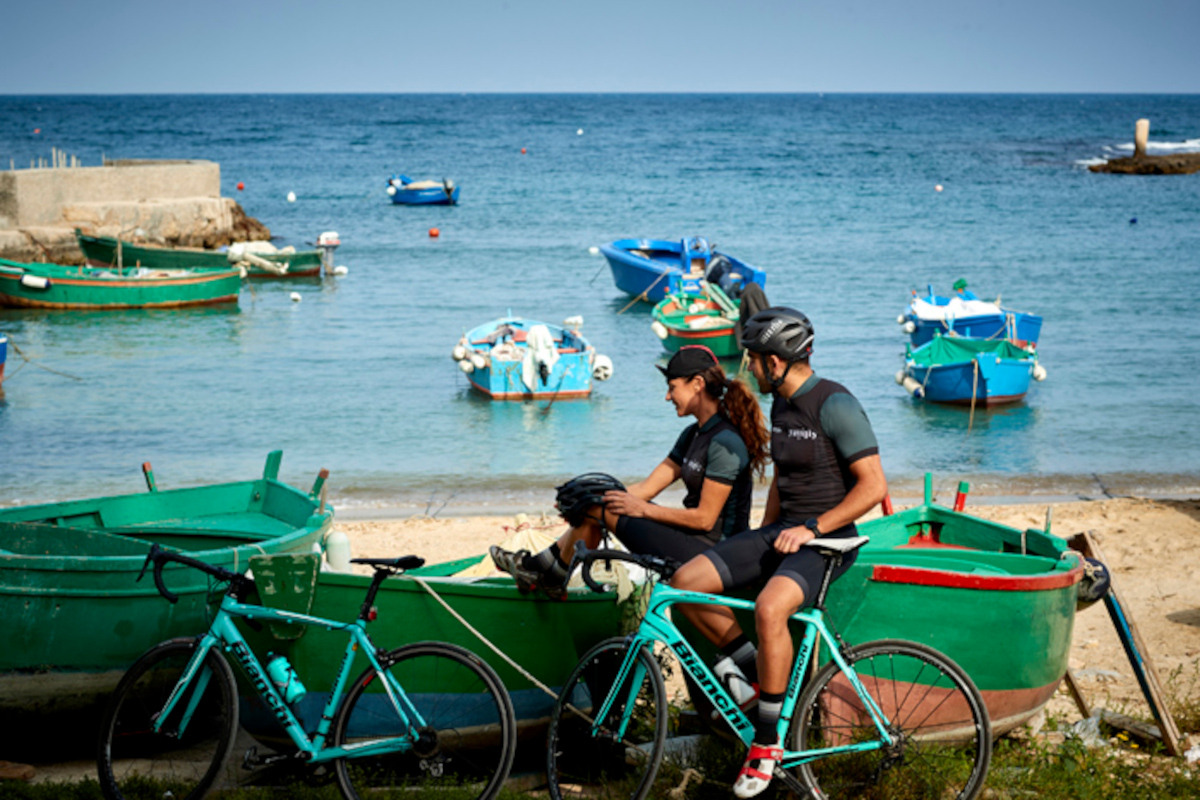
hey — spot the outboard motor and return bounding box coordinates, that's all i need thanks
[680,236,711,275]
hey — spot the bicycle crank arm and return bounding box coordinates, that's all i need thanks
[772,765,815,797]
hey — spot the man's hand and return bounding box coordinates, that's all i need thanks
[773,525,816,554]
[603,490,650,519]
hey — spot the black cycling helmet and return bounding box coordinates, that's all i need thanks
[555,472,625,527]
[740,307,814,362]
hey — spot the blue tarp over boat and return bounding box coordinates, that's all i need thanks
[599,237,766,303]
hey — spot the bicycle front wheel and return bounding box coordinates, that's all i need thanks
[546,636,668,800]
[96,637,239,800]
[332,641,516,800]
[792,639,992,800]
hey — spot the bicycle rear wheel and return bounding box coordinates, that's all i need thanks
[792,639,992,800]
[546,637,668,800]
[332,641,516,800]
[96,637,239,800]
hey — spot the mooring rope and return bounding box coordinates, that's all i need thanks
[6,341,83,382]
[616,269,670,315]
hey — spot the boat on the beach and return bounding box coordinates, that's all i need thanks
[239,554,626,744]
[898,334,1046,406]
[386,174,459,205]
[0,451,334,722]
[451,315,612,400]
[0,257,241,309]
[75,229,337,279]
[599,237,767,303]
[651,281,742,358]
[678,476,1084,736]
[899,284,1043,349]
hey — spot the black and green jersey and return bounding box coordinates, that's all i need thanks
[667,413,752,541]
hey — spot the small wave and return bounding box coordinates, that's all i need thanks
[1074,157,1107,167]
[1111,138,1200,154]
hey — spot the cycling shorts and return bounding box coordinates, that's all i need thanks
[613,515,718,564]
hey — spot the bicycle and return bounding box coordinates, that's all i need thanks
[96,544,517,800]
[546,537,992,800]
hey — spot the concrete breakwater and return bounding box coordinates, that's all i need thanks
[0,159,269,264]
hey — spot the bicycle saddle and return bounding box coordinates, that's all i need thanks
[350,555,425,571]
[805,536,869,556]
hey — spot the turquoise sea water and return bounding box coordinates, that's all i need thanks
[1,94,1198,510]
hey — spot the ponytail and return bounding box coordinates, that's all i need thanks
[699,366,770,477]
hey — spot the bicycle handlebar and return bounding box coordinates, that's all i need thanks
[571,544,680,593]
[137,543,247,605]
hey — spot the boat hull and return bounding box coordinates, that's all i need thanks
[679,500,1080,735]
[389,185,460,205]
[76,232,323,278]
[0,259,240,309]
[239,556,624,743]
[600,239,766,303]
[0,454,333,721]
[458,316,597,400]
[904,336,1037,405]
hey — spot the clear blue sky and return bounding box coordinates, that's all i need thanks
[3,0,1197,93]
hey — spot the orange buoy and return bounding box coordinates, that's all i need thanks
[33,128,40,134]
[429,227,440,238]
[520,148,527,154]
[236,181,244,191]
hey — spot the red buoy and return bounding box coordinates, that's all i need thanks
[429,228,440,238]
[33,128,40,134]
[236,181,244,191]
[520,148,527,154]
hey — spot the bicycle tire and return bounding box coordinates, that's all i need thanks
[96,637,239,800]
[332,641,516,800]
[546,636,668,800]
[792,639,992,800]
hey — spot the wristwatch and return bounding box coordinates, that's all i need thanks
[804,517,821,537]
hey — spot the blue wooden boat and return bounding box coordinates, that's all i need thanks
[0,333,7,387]
[451,315,612,400]
[598,237,766,303]
[900,285,1043,349]
[386,174,459,205]
[898,335,1046,406]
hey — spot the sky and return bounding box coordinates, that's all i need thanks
[1,0,1197,94]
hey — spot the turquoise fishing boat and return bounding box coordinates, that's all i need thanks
[0,451,334,727]
[898,334,1047,406]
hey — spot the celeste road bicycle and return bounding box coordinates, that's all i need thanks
[546,537,993,800]
[96,544,516,800]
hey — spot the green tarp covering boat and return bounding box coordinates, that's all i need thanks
[0,257,241,309]
[0,451,334,732]
[76,230,326,279]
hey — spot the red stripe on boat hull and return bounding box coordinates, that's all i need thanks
[870,559,1082,592]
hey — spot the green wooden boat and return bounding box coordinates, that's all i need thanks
[679,476,1082,735]
[650,283,742,358]
[0,451,334,725]
[0,258,241,309]
[240,554,627,744]
[76,230,325,279]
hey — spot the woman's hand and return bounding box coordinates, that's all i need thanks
[773,525,816,554]
[603,490,650,519]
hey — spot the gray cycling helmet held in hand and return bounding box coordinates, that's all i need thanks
[739,307,815,362]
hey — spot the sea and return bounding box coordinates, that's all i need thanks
[1,94,1198,514]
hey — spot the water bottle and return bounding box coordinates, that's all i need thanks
[713,656,758,708]
[265,653,307,704]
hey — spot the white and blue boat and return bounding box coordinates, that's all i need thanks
[897,335,1046,406]
[899,284,1043,349]
[386,174,459,205]
[598,237,766,304]
[451,315,613,400]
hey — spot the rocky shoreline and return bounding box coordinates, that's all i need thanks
[1089,151,1200,175]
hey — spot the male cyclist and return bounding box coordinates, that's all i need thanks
[671,306,887,798]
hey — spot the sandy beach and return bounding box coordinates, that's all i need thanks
[338,495,1200,737]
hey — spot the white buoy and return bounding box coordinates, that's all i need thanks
[651,321,669,340]
[332,265,349,276]
[1032,364,1048,382]
[894,370,906,385]
[469,352,487,370]
[386,185,397,196]
[902,320,917,334]
[901,376,925,398]
[324,528,352,572]
[935,184,943,192]
[577,128,584,135]
[896,314,907,325]
[563,315,583,328]
[286,191,297,202]
[290,291,302,302]
[588,246,600,255]
[19,274,51,290]
[458,359,475,374]
[592,354,613,380]
[452,344,467,361]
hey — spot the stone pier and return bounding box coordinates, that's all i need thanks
[0,159,269,264]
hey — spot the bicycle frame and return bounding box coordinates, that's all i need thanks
[152,592,425,764]
[596,582,896,769]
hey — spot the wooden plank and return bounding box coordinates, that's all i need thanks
[1062,669,1092,720]
[1067,531,1182,756]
